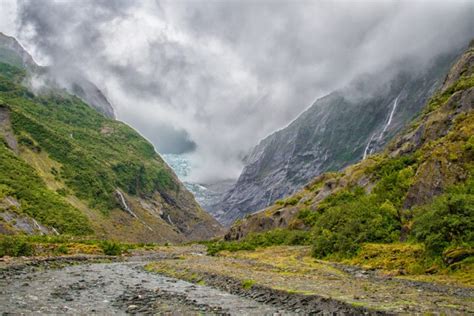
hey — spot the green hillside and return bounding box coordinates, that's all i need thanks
[0,62,221,242]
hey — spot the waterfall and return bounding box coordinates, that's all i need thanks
[167,214,174,226]
[115,189,138,219]
[363,133,375,159]
[363,96,400,160]
[379,96,399,139]
[115,189,154,231]
[32,218,44,235]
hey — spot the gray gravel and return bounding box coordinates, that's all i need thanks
[0,260,286,315]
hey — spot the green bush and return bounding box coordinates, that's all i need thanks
[100,240,123,256]
[412,192,474,256]
[53,244,69,255]
[242,279,256,289]
[0,236,34,257]
[297,208,319,226]
[312,196,400,258]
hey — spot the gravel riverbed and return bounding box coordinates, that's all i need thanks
[0,259,284,315]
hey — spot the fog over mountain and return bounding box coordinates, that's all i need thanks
[1,0,472,184]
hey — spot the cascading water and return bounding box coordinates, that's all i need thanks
[363,133,375,159]
[115,189,154,231]
[363,95,400,159]
[379,96,399,139]
[116,189,138,219]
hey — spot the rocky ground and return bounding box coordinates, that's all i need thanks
[0,245,472,315]
[0,251,283,315]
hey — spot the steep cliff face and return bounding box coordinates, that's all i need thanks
[225,41,473,242]
[0,39,222,242]
[0,32,115,119]
[219,51,460,225]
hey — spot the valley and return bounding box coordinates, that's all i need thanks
[0,2,473,315]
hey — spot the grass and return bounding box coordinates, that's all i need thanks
[205,229,311,255]
[145,245,473,313]
[0,234,160,257]
[0,235,34,257]
[0,140,93,235]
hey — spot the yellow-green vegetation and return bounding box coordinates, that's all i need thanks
[345,243,474,287]
[0,234,159,257]
[275,195,302,207]
[0,133,93,234]
[146,245,473,313]
[345,243,426,273]
[242,279,256,289]
[206,229,311,255]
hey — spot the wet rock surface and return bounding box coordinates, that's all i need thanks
[0,258,284,315]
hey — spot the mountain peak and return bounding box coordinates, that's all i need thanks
[0,33,116,119]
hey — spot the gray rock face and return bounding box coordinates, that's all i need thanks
[218,53,460,226]
[0,32,38,70]
[68,76,116,119]
[0,32,115,119]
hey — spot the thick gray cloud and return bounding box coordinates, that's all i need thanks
[2,0,473,183]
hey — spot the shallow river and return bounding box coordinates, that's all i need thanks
[0,260,283,315]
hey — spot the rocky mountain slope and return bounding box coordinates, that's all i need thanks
[219,50,461,225]
[0,32,115,119]
[224,40,473,260]
[0,37,222,243]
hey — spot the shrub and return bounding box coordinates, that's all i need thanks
[0,236,34,257]
[242,279,255,290]
[297,208,319,226]
[100,240,123,256]
[53,244,69,255]
[312,192,400,258]
[412,192,474,256]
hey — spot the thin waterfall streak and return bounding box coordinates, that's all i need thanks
[379,96,399,139]
[363,133,375,159]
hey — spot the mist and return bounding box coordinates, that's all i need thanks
[1,0,473,183]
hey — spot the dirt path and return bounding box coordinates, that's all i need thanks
[0,259,283,315]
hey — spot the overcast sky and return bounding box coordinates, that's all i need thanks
[1,0,473,183]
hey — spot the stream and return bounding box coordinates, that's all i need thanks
[0,260,283,315]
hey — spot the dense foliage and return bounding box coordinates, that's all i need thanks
[311,188,400,258]
[412,180,474,256]
[0,235,34,257]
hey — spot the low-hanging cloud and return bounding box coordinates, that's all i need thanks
[3,0,473,183]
